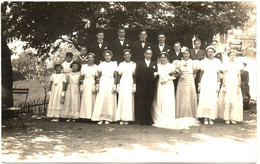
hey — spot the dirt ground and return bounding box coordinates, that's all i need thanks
[1,105,257,162]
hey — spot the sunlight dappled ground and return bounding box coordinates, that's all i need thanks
[1,105,257,162]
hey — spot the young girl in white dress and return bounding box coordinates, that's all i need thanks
[79,53,98,119]
[197,46,221,125]
[116,49,136,125]
[61,61,81,121]
[47,63,66,121]
[91,50,118,124]
[217,50,243,124]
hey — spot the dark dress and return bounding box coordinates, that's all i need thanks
[135,59,158,125]
[241,70,250,109]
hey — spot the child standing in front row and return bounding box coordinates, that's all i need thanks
[91,50,118,124]
[47,63,66,122]
[116,49,136,125]
[61,61,82,122]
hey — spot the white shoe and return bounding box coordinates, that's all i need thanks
[66,119,71,122]
[204,118,208,125]
[225,120,230,124]
[124,122,128,125]
[105,121,110,124]
[231,121,237,124]
[209,120,214,125]
[120,121,124,125]
[51,119,59,122]
[97,121,103,124]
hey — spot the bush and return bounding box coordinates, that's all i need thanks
[12,70,26,81]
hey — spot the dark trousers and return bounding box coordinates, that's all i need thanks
[173,78,179,95]
[194,70,201,94]
[135,83,155,124]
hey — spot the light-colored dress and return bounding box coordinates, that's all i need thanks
[197,58,221,120]
[152,63,199,130]
[62,61,72,74]
[116,61,136,121]
[91,61,118,122]
[217,61,243,122]
[176,59,198,119]
[61,72,81,119]
[79,64,98,119]
[47,73,66,118]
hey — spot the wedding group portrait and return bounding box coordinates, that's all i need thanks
[1,1,258,163]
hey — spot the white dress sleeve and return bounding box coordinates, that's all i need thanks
[97,62,103,72]
[50,74,54,82]
[170,63,176,73]
[118,62,123,75]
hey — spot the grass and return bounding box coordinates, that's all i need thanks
[13,79,47,105]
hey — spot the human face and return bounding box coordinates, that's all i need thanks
[183,50,190,60]
[55,66,62,73]
[124,51,131,62]
[96,33,104,41]
[158,34,166,44]
[229,52,237,62]
[160,54,168,64]
[72,64,79,72]
[144,50,152,60]
[174,43,181,52]
[104,52,112,62]
[80,47,87,55]
[66,56,72,62]
[211,41,218,48]
[139,31,147,41]
[118,29,126,38]
[87,55,94,64]
[194,41,201,49]
[207,49,215,59]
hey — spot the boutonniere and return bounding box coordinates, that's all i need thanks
[153,65,156,69]
[167,49,170,52]
[104,47,107,49]
[126,44,129,47]
[148,46,151,48]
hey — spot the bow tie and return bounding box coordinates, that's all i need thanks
[141,41,145,43]
[119,38,124,41]
[159,44,164,46]
[98,41,103,44]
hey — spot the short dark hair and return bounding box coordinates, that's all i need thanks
[194,39,202,44]
[70,61,81,71]
[66,52,73,58]
[139,29,147,34]
[54,64,63,70]
[158,31,166,36]
[174,41,181,46]
[96,29,105,35]
[118,27,126,32]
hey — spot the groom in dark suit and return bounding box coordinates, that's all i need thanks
[110,28,132,63]
[152,31,172,62]
[135,48,158,126]
[89,30,110,64]
[132,30,153,62]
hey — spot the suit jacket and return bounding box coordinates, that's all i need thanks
[152,43,172,62]
[89,40,110,64]
[171,51,183,62]
[189,49,206,61]
[132,40,153,63]
[110,38,132,63]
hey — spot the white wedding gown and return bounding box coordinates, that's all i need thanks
[152,63,199,130]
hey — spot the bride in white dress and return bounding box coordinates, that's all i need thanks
[152,51,199,130]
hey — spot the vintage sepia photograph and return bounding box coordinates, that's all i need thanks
[1,1,258,163]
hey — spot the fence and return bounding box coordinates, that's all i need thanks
[14,98,49,114]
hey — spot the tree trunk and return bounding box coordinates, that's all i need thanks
[1,38,14,107]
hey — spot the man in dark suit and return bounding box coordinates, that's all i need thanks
[135,48,158,126]
[211,40,223,63]
[89,30,110,64]
[110,28,132,63]
[132,30,153,63]
[189,39,206,93]
[152,32,172,62]
[171,41,183,94]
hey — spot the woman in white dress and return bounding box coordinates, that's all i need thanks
[217,50,243,124]
[79,53,98,119]
[116,49,136,125]
[61,61,81,121]
[197,46,221,125]
[91,50,118,124]
[47,63,66,121]
[175,48,198,119]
